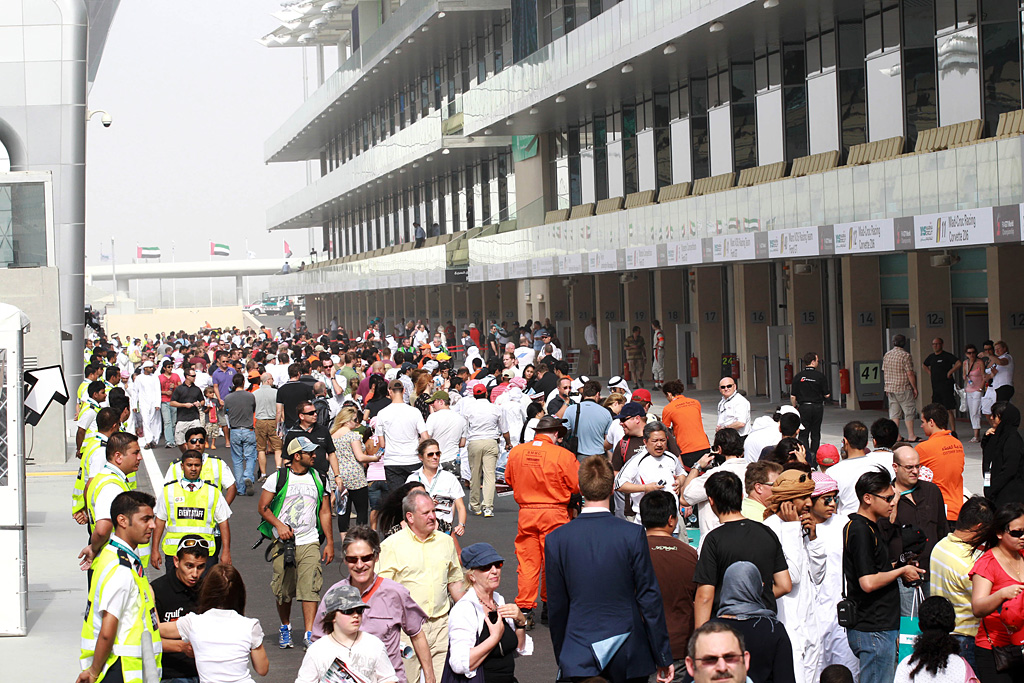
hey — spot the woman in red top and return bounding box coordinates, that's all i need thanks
[969,502,1024,682]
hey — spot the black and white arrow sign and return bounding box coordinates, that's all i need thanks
[25,365,68,426]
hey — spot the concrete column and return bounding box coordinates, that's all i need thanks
[841,255,883,410]
[594,273,621,377]
[786,263,826,385]
[733,264,772,396]
[512,134,556,229]
[623,273,652,331]
[908,251,954,406]
[694,266,725,390]
[987,245,1024,354]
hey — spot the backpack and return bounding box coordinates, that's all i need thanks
[313,397,332,429]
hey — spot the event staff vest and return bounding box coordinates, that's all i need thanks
[167,455,228,492]
[160,480,221,556]
[77,380,92,413]
[72,434,109,516]
[87,467,150,568]
[257,468,326,544]
[81,540,162,683]
[78,397,100,423]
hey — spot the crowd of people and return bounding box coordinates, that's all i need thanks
[69,321,1024,683]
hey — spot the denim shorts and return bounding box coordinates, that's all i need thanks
[368,480,387,511]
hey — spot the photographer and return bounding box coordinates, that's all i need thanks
[681,428,749,538]
[614,421,685,527]
[842,469,926,683]
[882,445,948,614]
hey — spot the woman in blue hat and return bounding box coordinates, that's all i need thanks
[447,543,532,682]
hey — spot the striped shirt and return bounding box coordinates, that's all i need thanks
[929,532,981,637]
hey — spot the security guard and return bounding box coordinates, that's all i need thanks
[78,363,104,416]
[77,381,108,455]
[78,490,162,683]
[790,351,831,457]
[73,408,121,525]
[503,415,580,629]
[162,427,237,504]
[82,433,150,571]
[151,450,232,571]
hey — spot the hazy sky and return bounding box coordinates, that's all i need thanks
[85,0,314,267]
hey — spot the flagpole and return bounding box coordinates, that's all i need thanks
[209,245,213,308]
[172,241,176,309]
[245,239,250,305]
[111,237,118,308]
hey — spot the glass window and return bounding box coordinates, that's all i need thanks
[690,77,710,179]
[867,51,905,140]
[0,182,47,267]
[512,0,539,63]
[883,6,901,50]
[839,68,867,154]
[733,102,758,170]
[981,20,1020,135]
[866,12,883,56]
[821,31,837,70]
[807,36,821,74]
[936,27,979,127]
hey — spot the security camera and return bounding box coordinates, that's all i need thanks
[101,113,112,127]
[87,109,112,127]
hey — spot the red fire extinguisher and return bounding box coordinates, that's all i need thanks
[623,360,631,381]
[784,362,794,385]
[690,355,699,379]
[731,357,740,380]
[839,368,851,395]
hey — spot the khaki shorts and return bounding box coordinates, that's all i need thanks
[255,419,282,452]
[887,389,918,421]
[174,419,202,446]
[271,541,322,604]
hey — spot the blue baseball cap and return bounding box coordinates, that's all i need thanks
[460,542,504,569]
[286,436,318,457]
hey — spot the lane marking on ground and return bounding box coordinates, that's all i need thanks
[140,445,164,492]
[27,471,77,477]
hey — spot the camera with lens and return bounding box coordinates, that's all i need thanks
[282,536,297,568]
[898,550,924,587]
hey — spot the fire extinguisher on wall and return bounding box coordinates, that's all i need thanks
[731,357,740,380]
[623,360,631,381]
[690,355,699,379]
[839,368,851,394]
[784,362,794,385]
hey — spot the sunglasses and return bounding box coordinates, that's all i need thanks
[816,495,837,505]
[695,654,744,668]
[301,411,317,416]
[1006,529,1024,538]
[423,451,441,457]
[345,553,376,564]
[872,492,896,504]
[187,438,206,445]
[719,384,734,389]
[178,537,212,550]
[340,607,368,616]
[474,561,504,571]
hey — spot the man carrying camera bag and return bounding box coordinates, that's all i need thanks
[841,468,926,683]
[258,436,334,650]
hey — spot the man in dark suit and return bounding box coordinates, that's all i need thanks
[545,455,675,683]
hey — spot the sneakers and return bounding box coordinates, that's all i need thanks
[483,507,494,517]
[279,624,293,648]
[522,609,535,631]
[470,505,483,516]
[244,478,254,496]
[303,631,313,650]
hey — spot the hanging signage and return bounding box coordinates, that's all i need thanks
[833,218,897,254]
[914,207,994,248]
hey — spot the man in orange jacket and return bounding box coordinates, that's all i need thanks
[916,402,966,524]
[504,415,580,630]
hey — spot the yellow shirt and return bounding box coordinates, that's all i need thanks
[377,526,462,618]
[930,533,981,637]
[741,497,766,522]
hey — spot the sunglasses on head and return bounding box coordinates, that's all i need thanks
[345,553,376,564]
[178,537,212,551]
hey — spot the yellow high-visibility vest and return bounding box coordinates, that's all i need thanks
[80,539,162,683]
[159,479,221,557]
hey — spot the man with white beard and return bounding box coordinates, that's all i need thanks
[761,469,826,683]
[134,360,163,449]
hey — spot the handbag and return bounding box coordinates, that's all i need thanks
[955,383,968,413]
[837,521,859,628]
[982,620,1024,673]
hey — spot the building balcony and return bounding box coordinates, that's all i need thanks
[265,0,511,164]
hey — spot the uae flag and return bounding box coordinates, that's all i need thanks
[137,246,161,259]
[210,242,230,257]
